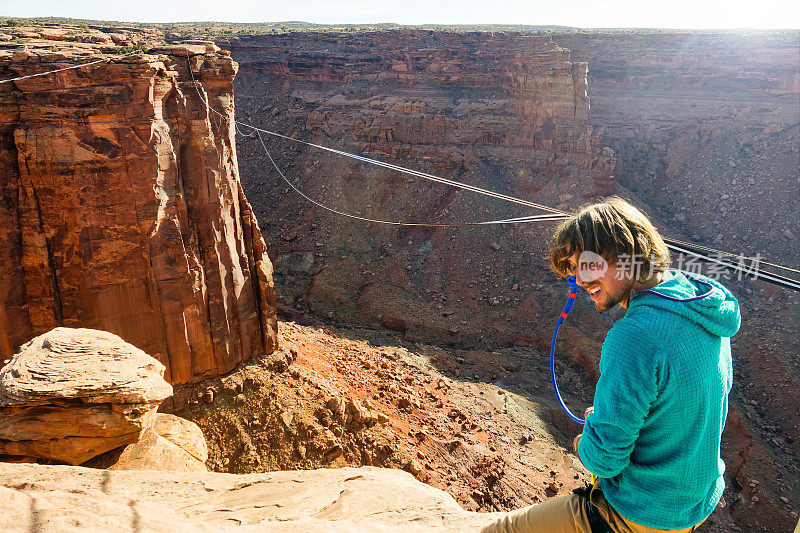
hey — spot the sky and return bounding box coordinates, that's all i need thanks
[1,0,799,29]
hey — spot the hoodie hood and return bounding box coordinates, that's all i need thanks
[629,270,741,337]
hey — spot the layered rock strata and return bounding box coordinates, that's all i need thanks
[556,31,800,262]
[0,32,278,384]
[0,327,173,465]
[229,31,615,191]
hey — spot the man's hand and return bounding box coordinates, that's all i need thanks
[573,407,594,455]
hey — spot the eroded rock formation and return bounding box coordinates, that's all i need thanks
[87,413,209,472]
[0,327,172,464]
[556,31,800,262]
[230,31,614,187]
[0,32,278,384]
[0,25,796,532]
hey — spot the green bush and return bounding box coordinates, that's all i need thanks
[113,44,149,55]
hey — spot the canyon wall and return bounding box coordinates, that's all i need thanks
[557,31,800,262]
[0,24,795,532]
[224,30,615,351]
[0,32,278,385]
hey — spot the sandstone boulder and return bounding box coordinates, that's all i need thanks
[87,414,208,472]
[0,328,172,465]
[0,463,502,531]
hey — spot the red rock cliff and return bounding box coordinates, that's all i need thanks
[0,35,278,385]
[231,31,613,186]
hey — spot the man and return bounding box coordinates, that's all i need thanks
[481,197,740,533]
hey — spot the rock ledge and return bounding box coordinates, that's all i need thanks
[0,463,499,532]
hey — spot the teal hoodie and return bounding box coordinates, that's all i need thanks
[578,270,740,529]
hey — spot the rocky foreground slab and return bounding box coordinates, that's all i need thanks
[0,463,500,532]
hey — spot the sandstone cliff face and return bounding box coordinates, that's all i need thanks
[231,31,613,188]
[0,35,278,385]
[557,31,800,262]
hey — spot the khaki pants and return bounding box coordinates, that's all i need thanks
[480,485,704,533]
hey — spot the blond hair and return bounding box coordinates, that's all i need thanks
[549,197,670,280]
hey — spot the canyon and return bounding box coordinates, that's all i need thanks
[0,21,797,533]
[221,29,799,532]
[0,25,594,532]
[226,30,616,348]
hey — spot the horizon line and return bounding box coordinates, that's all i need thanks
[1,16,799,32]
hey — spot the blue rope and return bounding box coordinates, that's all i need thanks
[550,270,717,425]
[550,275,586,424]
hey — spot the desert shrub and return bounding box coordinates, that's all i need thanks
[113,44,149,55]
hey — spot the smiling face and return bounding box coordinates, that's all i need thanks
[568,252,636,311]
[548,198,672,304]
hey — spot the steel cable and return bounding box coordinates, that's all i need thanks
[187,59,800,291]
